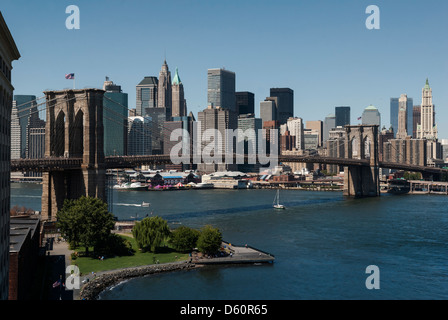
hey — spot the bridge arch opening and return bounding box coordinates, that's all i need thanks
[54,111,65,157]
[71,109,84,157]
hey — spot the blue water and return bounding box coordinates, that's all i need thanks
[11,183,448,299]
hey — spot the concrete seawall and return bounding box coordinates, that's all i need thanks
[79,261,197,300]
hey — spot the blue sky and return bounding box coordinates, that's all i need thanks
[2,0,447,137]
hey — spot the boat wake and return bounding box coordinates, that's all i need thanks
[114,202,150,207]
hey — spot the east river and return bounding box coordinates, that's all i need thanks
[10,182,448,299]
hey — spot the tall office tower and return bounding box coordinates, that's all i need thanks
[306,121,323,147]
[260,99,277,124]
[412,106,421,138]
[270,88,293,125]
[0,11,21,300]
[362,105,381,128]
[396,95,409,139]
[13,95,37,158]
[170,113,196,171]
[197,106,238,172]
[237,114,262,172]
[172,67,187,118]
[236,91,254,116]
[416,79,437,140]
[286,117,304,150]
[163,120,183,169]
[136,76,158,116]
[103,78,128,156]
[127,116,152,155]
[11,103,20,159]
[158,60,172,120]
[323,113,336,143]
[145,108,166,154]
[390,95,413,138]
[207,68,236,112]
[335,106,350,128]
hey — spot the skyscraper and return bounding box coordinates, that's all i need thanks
[416,79,437,140]
[270,88,293,125]
[13,94,37,158]
[396,95,409,139]
[10,103,20,159]
[236,91,255,116]
[335,106,350,128]
[286,117,304,150]
[136,76,158,116]
[390,95,413,138]
[260,99,277,124]
[172,67,187,118]
[158,60,172,120]
[237,114,262,172]
[323,113,336,143]
[0,11,21,300]
[361,105,381,128]
[207,68,236,112]
[127,116,152,155]
[197,106,238,172]
[412,105,421,138]
[103,78,128,156]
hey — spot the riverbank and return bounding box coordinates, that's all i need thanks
[79,241,275,300]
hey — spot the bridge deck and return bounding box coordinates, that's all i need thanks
[10,155,448,175]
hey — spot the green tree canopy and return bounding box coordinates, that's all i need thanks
[196,225,222,255]
[132,216,171,252]
[170,226,200,252]
[57,196,115,255]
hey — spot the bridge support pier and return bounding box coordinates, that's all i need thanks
[343,165,380,197]
[41,89,106,220]
[42,168,106,220]
[343,125,380,198]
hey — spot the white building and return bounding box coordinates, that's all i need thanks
[286,117,304,150]
[416,79,438,140]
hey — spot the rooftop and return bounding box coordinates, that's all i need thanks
[137,76,158,86]
[9,218,40,253]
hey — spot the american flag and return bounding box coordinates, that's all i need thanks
[65,73,75,79]
[52,280,61,288]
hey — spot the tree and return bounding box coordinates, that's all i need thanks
[132,216,171,252]
[57,196,115,255]
[170,226,200,252]
[197,225,222,255]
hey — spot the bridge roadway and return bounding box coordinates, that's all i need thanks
[9,154,448,176]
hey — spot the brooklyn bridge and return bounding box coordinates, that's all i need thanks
[10,89,448,219]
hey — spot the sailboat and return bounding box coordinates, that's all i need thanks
[273,189,285,209]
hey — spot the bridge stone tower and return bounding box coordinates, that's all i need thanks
[343,125,380,197]
[41,89,106,220]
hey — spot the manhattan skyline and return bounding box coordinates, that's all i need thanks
[2,0,447,137]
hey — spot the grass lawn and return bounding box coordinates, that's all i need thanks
[71,234,190,275]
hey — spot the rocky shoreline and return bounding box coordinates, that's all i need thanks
[79,261,198,300]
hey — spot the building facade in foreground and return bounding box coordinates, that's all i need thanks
[0,11,21,300]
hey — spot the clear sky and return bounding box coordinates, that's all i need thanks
[2,0,447,138]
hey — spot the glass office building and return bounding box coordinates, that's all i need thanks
[207,68,236,112]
